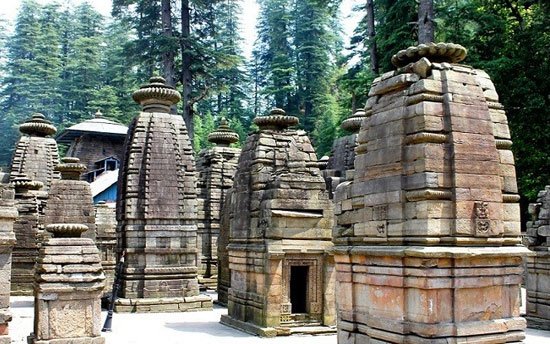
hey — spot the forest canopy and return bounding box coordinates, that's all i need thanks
[0,0,548,208]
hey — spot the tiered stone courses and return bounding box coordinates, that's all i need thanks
[525,185,550,329]
[46,157,96,240]
[216,188,234,306]
[95,202,117,292]
[196,118,241,289]
[323,110,366,198]
[220,109,336,336]
[0,183,17,344]
[29,158,105,344]
[333,43,528,343]
[9,113,60,191]
[10,114,60,296]
[116,76,211,312]
[10,176,45,295]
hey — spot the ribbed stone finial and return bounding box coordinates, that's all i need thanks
[132,76,182,113]
[55,157,86,180]
[94,110,103,118]
[254,108,299,130]
[11,174,43,193]
[19,113,57,137]
[391,42,467,67]
[341,110,367,133]
[207,118,239,146]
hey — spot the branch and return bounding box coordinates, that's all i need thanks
[189,86,210,106]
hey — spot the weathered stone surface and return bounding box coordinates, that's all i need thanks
[29,164,105,344]
[525,185,550,330]
[220,109,335,336]
[9,113,60,192]
[0,183,17,344]
[116,76,211,311]
[94,202,116,293]
[196,119,240,290]
[10,114,60,295]
[10,176,46,295]
[333,43,528,342]
[322,110,367,199]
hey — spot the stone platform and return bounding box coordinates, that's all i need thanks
[114,295,212,313]
[9,295,550,344]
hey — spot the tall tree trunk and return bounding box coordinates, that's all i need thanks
[418,0,434,44]
[180,0,194,141]
[161,0,175,87]
[366,0,378,74]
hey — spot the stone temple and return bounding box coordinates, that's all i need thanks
[56,109,127,182]
[116,76,211,312]
[29,157,104,344]
[323,109,366,198]
[0,183,17,344]
[220,109,335,336]
[10,114,60,295]
[333,43,528,343]
[196,118,241,289]
[526,185,550,329]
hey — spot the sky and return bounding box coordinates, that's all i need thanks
[0,0,361,59]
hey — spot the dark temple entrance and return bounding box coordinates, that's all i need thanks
[290,265,309,313]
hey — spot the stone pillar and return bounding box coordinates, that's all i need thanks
[9,113,59,192]
[220,109,335,336]
[323,110,366,198]
[29,158,104,344]
[525,186,550,329]
[196,118,240,290]
[333,43,528,343]
[116,76,211,312]
[0,184,17,344]
[95,202,116,292]
[11,175,44,295]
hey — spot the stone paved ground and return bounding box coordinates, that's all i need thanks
[10,292,550,344]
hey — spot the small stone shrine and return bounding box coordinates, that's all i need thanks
[220,109,335,336]
[525,185,550,329]
[196,118,240,289]
[333,43,528,343]
[10,175,45,295]
[29,158,105,344]
[10,113,60,191]
[95,202,117,291]
[323,110,366,198]
[0,183,17,344]
[116,76,211,312]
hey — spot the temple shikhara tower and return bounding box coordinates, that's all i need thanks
[10,113,60,295]
[525,185,550,329]
[0,183,17,343]
[333,43,528,343]
[196,118,240,289]
[220,109,335,336]
[9,113,59,191]
[116,76,211,312]
[323,109,366,198]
